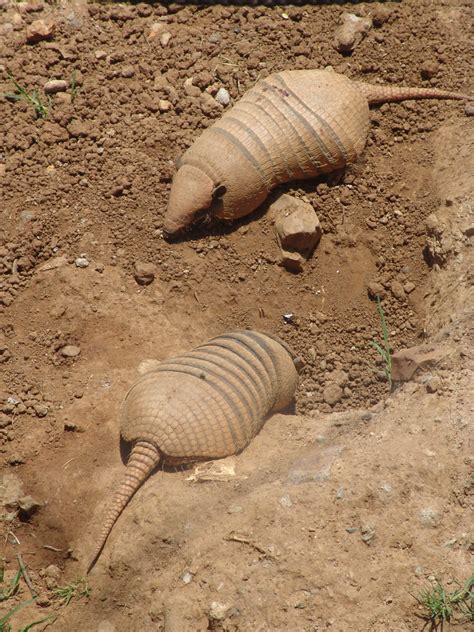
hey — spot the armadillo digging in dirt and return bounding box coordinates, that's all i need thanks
[87,330,302,572]
[163,69,471,236]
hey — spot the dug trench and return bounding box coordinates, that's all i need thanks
[0,1,473,631]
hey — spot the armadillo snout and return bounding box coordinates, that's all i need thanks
[164,164,215,236]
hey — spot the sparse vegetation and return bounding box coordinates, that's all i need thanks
[370,295,393,389]
[414,574,473,627]
[5,73,49,119]
[53,577,91,607]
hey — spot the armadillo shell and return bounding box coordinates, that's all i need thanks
[120,330,299,462]
[180,69,370,220]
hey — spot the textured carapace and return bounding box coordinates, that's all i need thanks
[87,329,302,573]
[163,69,470,236]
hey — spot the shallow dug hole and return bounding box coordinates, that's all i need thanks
[0,1,473,631]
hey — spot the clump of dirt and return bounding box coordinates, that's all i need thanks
[0,1,472,631]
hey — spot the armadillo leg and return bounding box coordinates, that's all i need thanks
[87,440,161,574]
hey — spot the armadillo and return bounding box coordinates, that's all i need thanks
[163,69,471,236]
[87,329,302,572]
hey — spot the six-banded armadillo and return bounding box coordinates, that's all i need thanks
[87,330,302,572]
[163,69,470,236]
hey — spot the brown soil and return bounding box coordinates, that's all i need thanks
[0,1,472,631]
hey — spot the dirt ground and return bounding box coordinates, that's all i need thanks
[0,1,473,630]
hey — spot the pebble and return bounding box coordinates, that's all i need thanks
[323,383,343,406]
[158,99,172,112]
[420,60,439,80]
[133,261,156,286]
[279,495,293,508]
[33,404,48,417]
[333,13,372,54]
[465,103,474,117]
[426,375,441,393]
[404,281,416,294]
[160,31,172,47]
[75,257,89,268]
[180,571,193,584]
[60,345,81,358]
[209,602,228,622]
[215,87,230,106]
[0,413,12,428]
[44,80,68,94]
[367,281,386,300]
[360,524,376,544]
[26,19,55,43]
[419,507,442,528]
[390,281,405,300]
[147,22,165,40]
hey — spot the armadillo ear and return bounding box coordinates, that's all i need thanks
[213,184,227,199]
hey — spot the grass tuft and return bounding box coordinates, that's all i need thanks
[413,574,473,626]
[53,577,91,606]
[5,73,50,119]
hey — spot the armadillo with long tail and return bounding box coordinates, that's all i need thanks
[163,69,471,236]
[87,330,302,573]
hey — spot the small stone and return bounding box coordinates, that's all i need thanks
[160,31,172,47]
[35,594,51,608]
[95,50,107,60]
[414,565,424,578]
[26,19,55,43]
[34,404,48,417]
[209,602,228,622]
[333,13,372,54]
[279,495,293,508]
[133,261,156,286]
[158,99,172,112]
[18,495,42,518]
[404,281,416,294]
[0,413,12,428]
[75,257,89,268]
[323,383,343,406]
[419,507,442,528]
[360,524,376,544]
[367,281,386,300]
[215,87,230,106]
[426,375,441,393]
[44,79,68,94]
[370,4,393,27]
[465,103,474,117]
[44,564,61,580]
[390,281,405,300]
[227,504,242,514]
[60,345,81,358]
[420,60,439,80]
[180,571,193,584]
[147,22,165,40]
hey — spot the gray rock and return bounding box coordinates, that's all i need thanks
[419,507,442,528]
[60,345,81,358]
[75,257,89,268]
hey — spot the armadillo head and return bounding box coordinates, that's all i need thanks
[163,165,215,237]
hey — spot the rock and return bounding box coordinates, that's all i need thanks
[390,280,405,300]
[333,13,372,54]
[44,79,68,94]
[147,22,165,41]
[1,473,24,517]
[272,195,321,271]
[60,345,81,358]
[279,495,293,508]
[420,60,439,80]
[0,412,12,428]
[134,261,156,286]
[26,19,55,43]
[360,524,376,544]
[43,564,61,580]
[215,87,230,106]
[209,602,229,622]
[369,4,393,27]
[18,495,42,518]
[367,281,386,300]
[75,257,89,268]
[391,344,447,382]
[160,31,172,47]
[404,281,416,294]
[158,99,172,112]
[425,375,441,393]
[180,571,193,584]
[33,404,48,417]
[323,383,343,406]
[465,103,474,117]
[419,507,442,528]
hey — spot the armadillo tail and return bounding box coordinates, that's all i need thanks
[86,440,161,574]
[356,82,471,105]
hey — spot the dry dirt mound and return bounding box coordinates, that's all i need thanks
[0,1,473,631]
